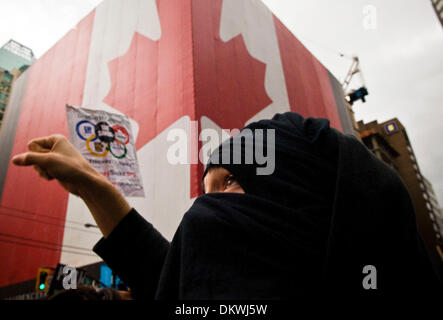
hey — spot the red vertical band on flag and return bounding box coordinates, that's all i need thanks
[0,11,95,287]
[273,16,343,131]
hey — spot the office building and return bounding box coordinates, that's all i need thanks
[0,39,34,130]
[359,118,443,275]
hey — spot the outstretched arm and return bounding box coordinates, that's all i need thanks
[12,134,130,238]
[12,134,170,298]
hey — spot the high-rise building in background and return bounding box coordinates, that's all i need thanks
[358,118,443,276]
[0,40,34,130]
[431,0,443,27]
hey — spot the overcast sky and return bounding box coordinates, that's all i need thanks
[1,0,442,205]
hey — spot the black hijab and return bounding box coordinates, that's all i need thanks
[155,112,440,299]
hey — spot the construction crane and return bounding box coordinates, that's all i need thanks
[293,33,369,107]
[341,55,369,106]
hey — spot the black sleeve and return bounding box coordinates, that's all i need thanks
[93,208,170,299]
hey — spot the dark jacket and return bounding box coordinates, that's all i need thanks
[94,112,441,299]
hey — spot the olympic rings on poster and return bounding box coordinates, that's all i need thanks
[86,135,109,157]
[112,125,130,144]
[76,120,130,159]
[108,139,128,159]
[76,120,98,142]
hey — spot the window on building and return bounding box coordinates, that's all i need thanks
[19,65,29,73]
[1,72,13,83]
[0,84,10,93]
[380,152,392,166]
[363,137,374,150]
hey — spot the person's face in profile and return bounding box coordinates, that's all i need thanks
[203,166,245,194]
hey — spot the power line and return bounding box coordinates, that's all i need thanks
[0,232,94,252]
[0,205,89,226]
[0,238,97,257]
[294,33,351,60]
[0,208,101,235]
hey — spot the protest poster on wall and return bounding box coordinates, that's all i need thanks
[66,105,144,197]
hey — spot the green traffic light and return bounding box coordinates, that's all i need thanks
[39,283,45,290]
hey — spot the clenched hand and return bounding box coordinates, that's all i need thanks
[12,134,100,196]
[12,134,131,237]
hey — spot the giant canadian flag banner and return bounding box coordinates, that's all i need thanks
[0,0,354,289]
[66,105,144,197]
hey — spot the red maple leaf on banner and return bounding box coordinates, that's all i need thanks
[103,0,272,196]
[104,34,271,149]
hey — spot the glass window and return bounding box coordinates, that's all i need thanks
[19,65,29,73]
[0,83,10,93]
[1,72,13,83]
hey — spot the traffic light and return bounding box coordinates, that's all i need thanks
[35,267,53,293]
[346,86,369,105]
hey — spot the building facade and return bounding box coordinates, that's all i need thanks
[358,118,443,276]
[0,0,355,298]
[0,40,34,131]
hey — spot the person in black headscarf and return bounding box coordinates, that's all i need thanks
[12,112,441,299]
